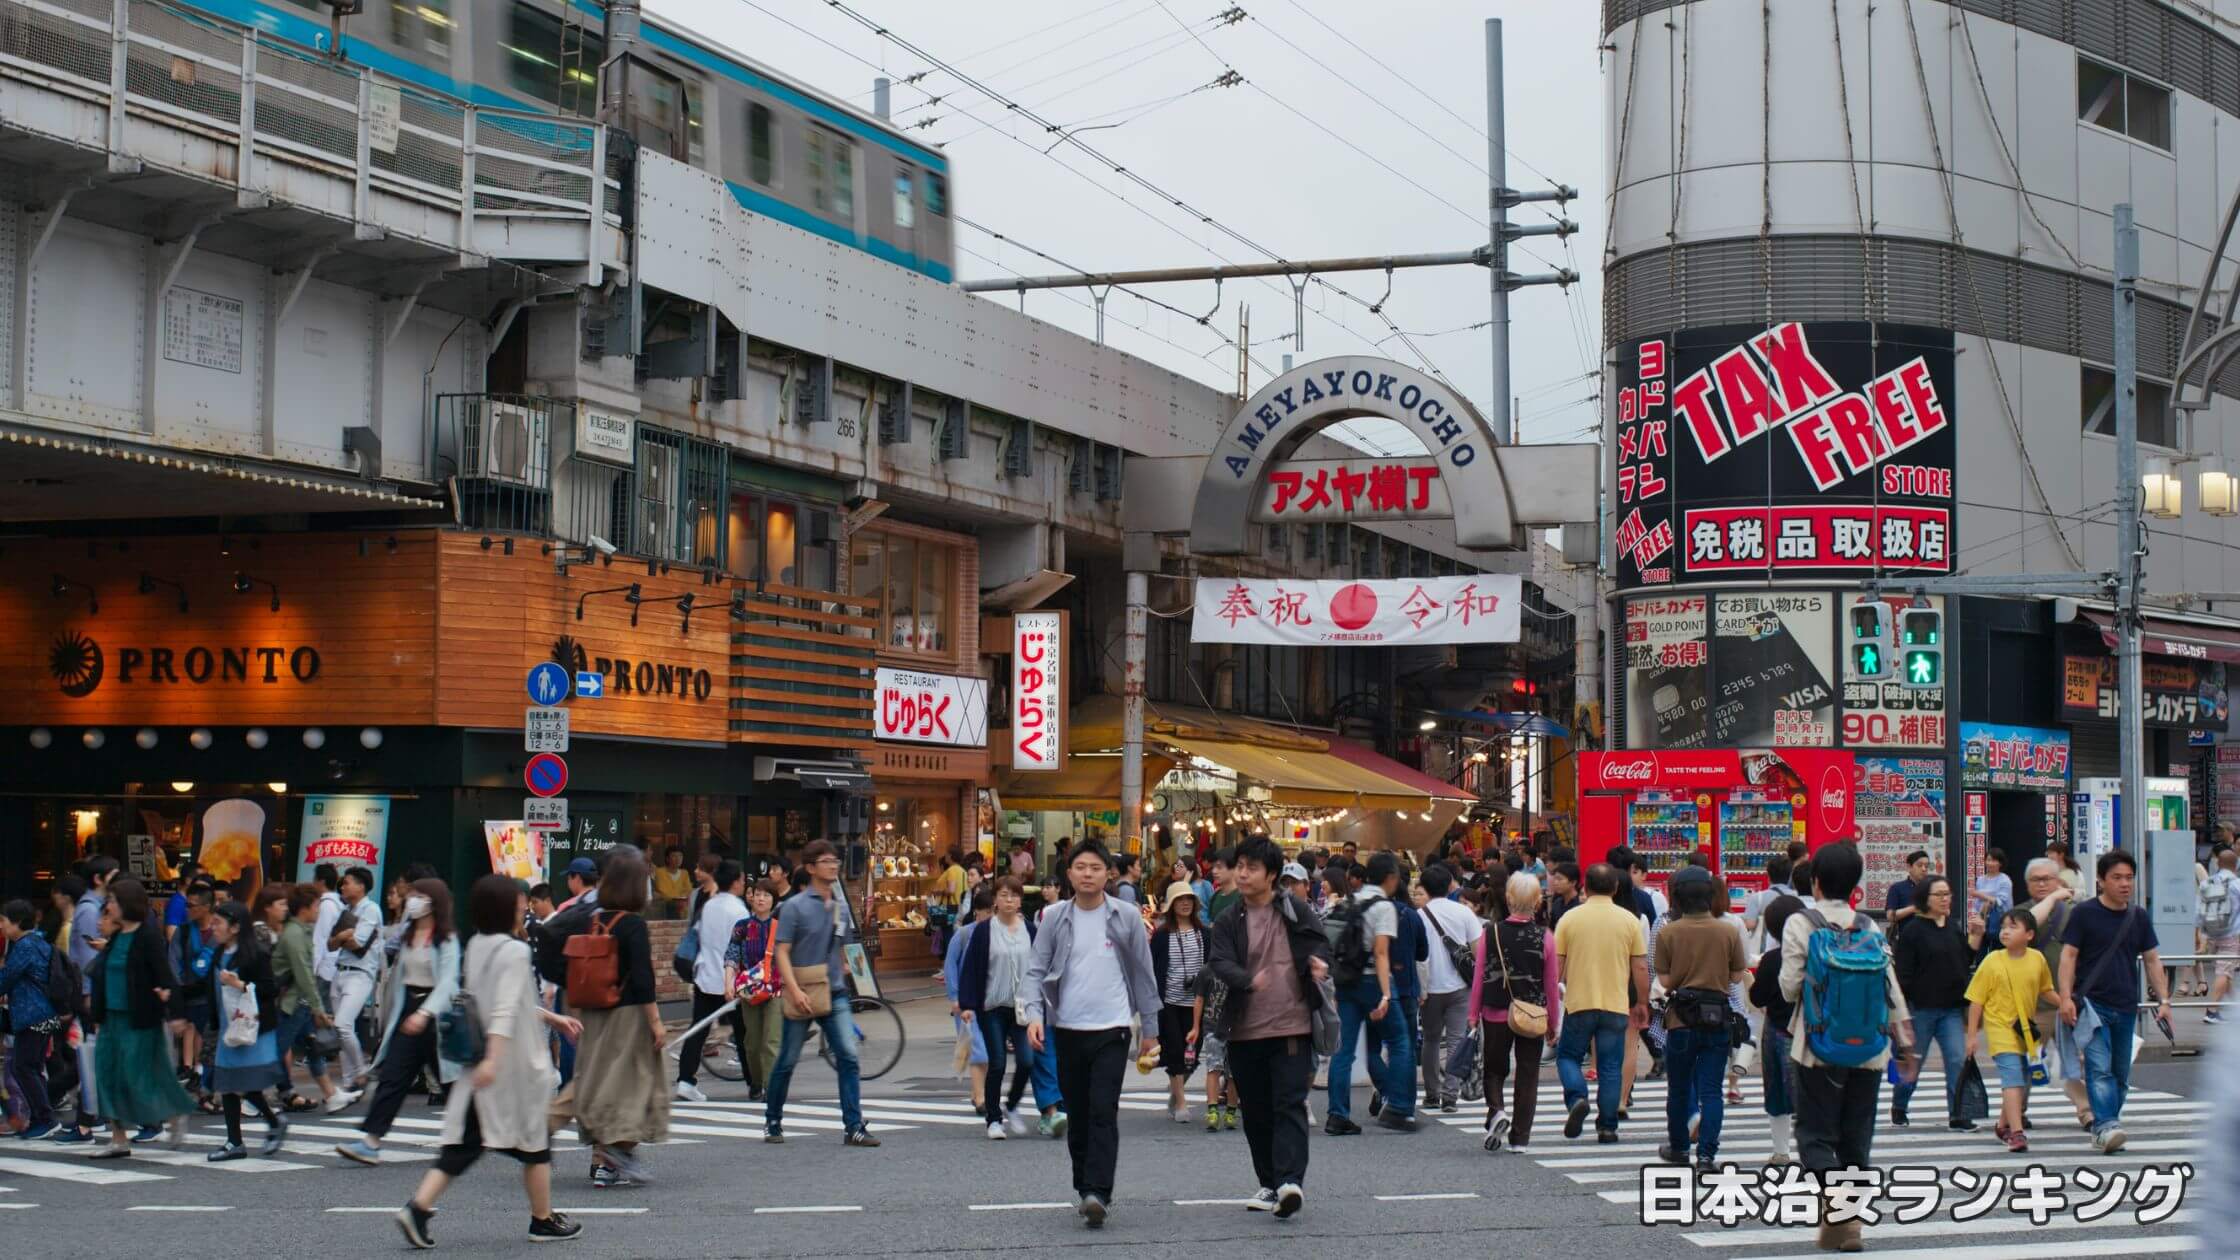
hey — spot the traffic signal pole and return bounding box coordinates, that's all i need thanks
[2115,206,2148,858]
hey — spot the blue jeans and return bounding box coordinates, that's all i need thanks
[551,991,575,1086]
[1032,1035,1063,1112]
[1367,991,1422,1114]
[2081,998,2137,1135]
[1327,980,1409,1119]
[1664,1026,1732,1157]
[1556,1009,1628,1132]
[764,995,862,1134]
[1761,1029,1794,1118]
[976,1010,1033,1125]
[1892,1007,1966,1117]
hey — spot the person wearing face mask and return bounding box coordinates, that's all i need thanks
[202,900,288,1160]
[337,880,461,1165]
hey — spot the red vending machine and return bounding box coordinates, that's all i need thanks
[1578,749,1857,908]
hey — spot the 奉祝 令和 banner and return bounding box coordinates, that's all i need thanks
[1191,575,1521,646]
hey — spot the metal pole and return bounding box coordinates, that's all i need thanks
[1487,18,1513,446]
[2115,204,2147,859]
[1123,569,1148,857]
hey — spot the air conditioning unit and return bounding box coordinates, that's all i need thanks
[481,403,545,486]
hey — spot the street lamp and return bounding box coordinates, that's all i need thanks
[2202,463,2238,516]
[2143,457,2183,518]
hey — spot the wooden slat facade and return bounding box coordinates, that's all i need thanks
[730,585,878,751]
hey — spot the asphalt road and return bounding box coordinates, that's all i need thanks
[0,998,2212,1258]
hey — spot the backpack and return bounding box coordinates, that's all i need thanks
[563,911,626,1010]
[2200,871,2239,938]
[43,942,84,1023]
[1799,908,1891,1068]
[1324,893,1380,987]
[533,897,597,987]
[672,896,706,985]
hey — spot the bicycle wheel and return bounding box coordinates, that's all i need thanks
[702,1037,745,1082]
[820,996,906,1081]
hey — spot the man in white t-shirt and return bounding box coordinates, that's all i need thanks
[1416,863,1483,1112]
[676,860,751,1102]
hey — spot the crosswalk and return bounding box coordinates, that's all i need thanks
[1433,1070,2202,1259]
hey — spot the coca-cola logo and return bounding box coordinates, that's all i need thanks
[1818,765,1849,833]
[1600,756,1657,783]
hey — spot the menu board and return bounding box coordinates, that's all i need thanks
[1711,592,1835,746]
[1624,594,1710,749]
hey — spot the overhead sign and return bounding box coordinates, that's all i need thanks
[524,797,570,832]
[1612,322,1957,588]
[2060,655,2228,731]
[1189,356,1515,554]
[576,670,605,698]
[1192,575,1521,646]
[1251,457,1452,523]
[1011,611,1065,773]
[525,705,570,752]
[875,668,989,747]
[524,752,568,798]
[1960,722,2071,792]
[526,661,570,706]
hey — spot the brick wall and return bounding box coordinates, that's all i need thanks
[648,918,690,1004]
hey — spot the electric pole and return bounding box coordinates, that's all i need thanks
[2115,205,2147,856]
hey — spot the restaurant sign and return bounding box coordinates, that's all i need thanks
[1011,611,1065,772]
[875,668,989,748]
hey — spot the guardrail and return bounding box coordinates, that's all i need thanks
[0,0,618,247]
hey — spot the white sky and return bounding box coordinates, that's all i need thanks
[647,0,1606,451]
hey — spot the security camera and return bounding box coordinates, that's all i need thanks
[586,535,619,556]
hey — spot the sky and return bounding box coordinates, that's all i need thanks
[646,0,1608,453]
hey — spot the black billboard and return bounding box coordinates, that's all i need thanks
[1611,322,1958,589]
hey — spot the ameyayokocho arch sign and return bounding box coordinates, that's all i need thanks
[1188,356,1518,554]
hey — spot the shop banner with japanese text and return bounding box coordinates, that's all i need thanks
[1960,722,2072,792]
[1854,757,1945,895]
[1192,575,1520,645]
[1711,591,1835,746]
[295,796,391,891]
[1624,593,1710,749]
[2060,654,2228,732]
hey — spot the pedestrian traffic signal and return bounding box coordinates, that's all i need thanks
[1848,600,1893,680]
[1899,606,1943,688]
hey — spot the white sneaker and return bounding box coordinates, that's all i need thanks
[1274,1183,1303,1219]
[1245,1188,1278,1211]
[674,1081,707,1103]
[2099,1127,2127,1153]
[1003,1111,1028,1137]
[1171,1105,1193,1124]
[323,1090,360,1115]
[1483,1110,1510,1153]
[986,1121,1007,1141]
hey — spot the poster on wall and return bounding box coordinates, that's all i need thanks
[1624,594,1710,749]
[1613,322,1957,589]
[1854,757,1945,896]
[1841,594,1947,749]
[295,796,391,892]
[1710,592,1834,746]
[198,799,267,899]
[484,820,546,883]
[2060,655,2229,732]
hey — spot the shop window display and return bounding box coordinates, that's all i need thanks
[869,788,957,970]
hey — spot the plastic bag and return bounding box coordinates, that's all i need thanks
[1955,1056,1991,1123]
[221,982,260,1048]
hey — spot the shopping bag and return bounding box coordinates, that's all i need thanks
[2027,1043,2052,1088]
[1447,1027,1484,1102]
[1954,1056,1991,1123]
[221,983,260,1048]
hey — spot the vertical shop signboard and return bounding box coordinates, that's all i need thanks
[1855,757,1947,894]
[1710,592,1835,747]
[1011,611,1066,772]
[1624,594,1710,749]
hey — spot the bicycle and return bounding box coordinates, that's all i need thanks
[701,994,906,1082]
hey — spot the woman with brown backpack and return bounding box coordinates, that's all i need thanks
[562,846,669,1189]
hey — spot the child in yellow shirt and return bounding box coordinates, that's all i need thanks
[1964,907,2058,1153]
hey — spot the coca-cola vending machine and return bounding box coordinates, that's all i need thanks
[1578,749,1857,908]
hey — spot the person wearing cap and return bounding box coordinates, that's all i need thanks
[1151,883,1209,1123]
[1653,866,1750,1170]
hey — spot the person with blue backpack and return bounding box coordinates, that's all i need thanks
[1777,842,1913,1254]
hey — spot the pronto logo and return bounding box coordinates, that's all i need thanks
[49,629,103,697]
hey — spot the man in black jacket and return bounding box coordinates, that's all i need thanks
[1207,836,1330,1220]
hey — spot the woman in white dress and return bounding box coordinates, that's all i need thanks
[395,874,584,1250]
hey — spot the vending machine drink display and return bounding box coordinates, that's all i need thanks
[1579,749,1856,907]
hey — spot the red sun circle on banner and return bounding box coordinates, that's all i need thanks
[1329,583,1379,630]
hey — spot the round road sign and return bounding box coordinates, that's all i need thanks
[524,752,568,798]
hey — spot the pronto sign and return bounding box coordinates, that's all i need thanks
[1190,356,1515,554]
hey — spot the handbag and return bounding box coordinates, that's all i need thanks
[1954,1055,1992,1122]
[1446,1025,1485,1102]
[438,991,485,1064]
[739,922,783,1007]
[793,962,834,1017]
[1492,923,1549,1038]
[221,981,260,1048]
[306,1020,343,1060]
[1310,974,1339,1055]
[1425,906,1478,979]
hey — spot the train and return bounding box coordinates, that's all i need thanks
[180,0,954,281]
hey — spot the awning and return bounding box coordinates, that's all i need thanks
[1323,737,1475,802]
[797,768,872,792]
[1160,734,1469,810]
[0,424,446,519]
[2080,609,2240,666]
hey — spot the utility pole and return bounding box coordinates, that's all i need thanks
[1486,17,1576,446]
[2115,205,2147,857]
[1122,569,1147,857]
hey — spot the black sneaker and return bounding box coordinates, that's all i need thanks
[1656,1144,1688,1165]
[1440,1096,1459,1114]
[1694,1154,1719,1174]
[1375,1110,1418,1133]
[843,1127,881,1148]
[1367,1092,1383,1118]
[1563,1100,1589,1139]
[763,1126,785,1144]
[1323,1114,1361,1136]
[529,1212,583,1243]
[396,1202,436,1250]
[1892,1106,1910,1127]
[1079,1193,1107,1228]
[1596,1128,1620,1145]
[1947,1117,1978,1133]
[1273,1182,1303,1219]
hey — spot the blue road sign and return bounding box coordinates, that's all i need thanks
[576,671,605,698]
[527,662,569,706]
[524,752,568,798]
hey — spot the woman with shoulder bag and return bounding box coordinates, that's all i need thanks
[1468,873,1560,1154]
[87,878,196,1157]
[569,848,668,1189]
[203,901,288,1160]
[723,879,785,1100]
[1653,868,1751,1169]
[396,874,585,1250]
[337,880,462,1165]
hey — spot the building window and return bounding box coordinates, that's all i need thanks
[852,528,959,656]
[2081,365,2176,449]
[806,126,856,224]
[894,168,916,231]
[726,490,838,590]
[2078,57,2171,150]
[746,103,775,186]
[392,0,453,58]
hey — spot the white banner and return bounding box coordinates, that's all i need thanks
[1191,575,1521,645]
[875,667,989,747]
[1011,611,1065,771]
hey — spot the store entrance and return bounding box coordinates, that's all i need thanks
[1988,790,2047,873]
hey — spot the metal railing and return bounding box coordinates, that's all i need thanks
[0,0,618,244]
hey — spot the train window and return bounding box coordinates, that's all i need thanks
[505,2,604,114]
[806,126,855,222]
[629,65,684,160]
[894,168,915,231]
[747,103,775,186]
[925,172,947,217]
[390,0,453,58]
[686,83,704,166]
